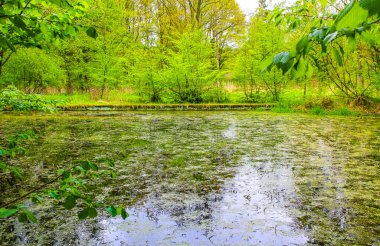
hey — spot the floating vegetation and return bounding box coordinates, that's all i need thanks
[0,111,379,245]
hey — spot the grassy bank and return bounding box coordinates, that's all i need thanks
[41,89,380,116]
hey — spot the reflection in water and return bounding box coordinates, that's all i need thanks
[0,112,379,245]
[95,160,308,245]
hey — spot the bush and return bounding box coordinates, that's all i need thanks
[202,88,230,103]
[0,86,59,112]
[310,106,327,115]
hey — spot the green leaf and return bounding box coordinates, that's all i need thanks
[309,27,327,41]
[65,26,76,37]
[31,194,43,203]
[11,167,23,180]
[335,1,355,25]
[89,162,99,171]
[87,208,98,218]
[12,16,27,29]
[296,36,309,53]
[120,208,128,220]
[0,161,7,170]
[110,171,117,179]
[22,209,37,223]
[46,0,72,7]
[306,63,314,79]
[18,213,27,222]
[359,0,380,17]
[50,191,60,199]
[273,52,291,65]
[348,36,356,52]
[260,56,274,72]
[323,32,338,45]
[0,208,18,218]
[332,47,343,66]
[59,170,70,180]
[320,0,328,8]
[338,44,345,57]
[273,52,295,74]
[335,2,369,30]
[106,206,117,217]
[293,57,308,79]
[78,208,88,220]
[81,161,91,171]
[75,165,86,174]
[63,196,76,210]
[99,158,115,167]
[86,27,98,39]
[0,149,6,157]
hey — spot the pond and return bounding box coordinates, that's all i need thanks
[0,111,379,245]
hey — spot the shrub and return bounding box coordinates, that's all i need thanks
[0,86,59,112]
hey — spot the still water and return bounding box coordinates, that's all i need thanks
[0,112,379,245]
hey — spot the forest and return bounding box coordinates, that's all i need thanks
[0,0,379,112]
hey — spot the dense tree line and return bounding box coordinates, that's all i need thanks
[0,0,379,106]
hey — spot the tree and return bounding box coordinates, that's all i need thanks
[0,0,96,76]
[234,8,288,102]
[263,0,380,104]
[166,29,218,102]
[85,0,129,100]
[1,48,66,93]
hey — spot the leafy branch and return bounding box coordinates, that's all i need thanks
[0,131,128,223]
[262,0,380,78]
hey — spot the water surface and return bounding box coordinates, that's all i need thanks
[0,112,379,245]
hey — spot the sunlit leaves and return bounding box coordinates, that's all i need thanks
[335,2,369,30]
[0,0,97,53]
[0,86,59,112]
[0,207,37,223]
[106,206,128,219]
[106,206,117,217]
[320,0,328,9]
[260,55,275,72]
[266,0,379,81]
[0,208,18,219]
[293,57,308,79]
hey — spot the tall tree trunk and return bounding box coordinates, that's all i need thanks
[101,65,108,100]
[66,72,73,95]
